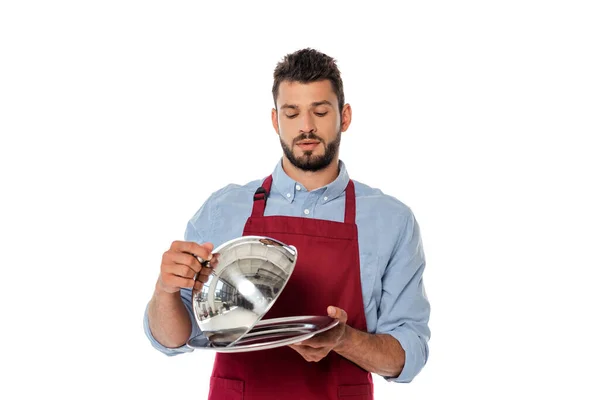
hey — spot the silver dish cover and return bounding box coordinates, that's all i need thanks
[191,236,298,347]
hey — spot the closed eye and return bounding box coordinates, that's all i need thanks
[285,114,299,119]
[315,112,328,117]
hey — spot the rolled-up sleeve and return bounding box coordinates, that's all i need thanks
[142,199,213,356]
[376,210,430,383]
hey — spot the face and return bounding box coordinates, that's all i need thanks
[272,80,352,172]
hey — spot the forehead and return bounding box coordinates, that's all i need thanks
[276,80,338,107]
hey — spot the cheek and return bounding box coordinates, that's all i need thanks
[277,123,297,143]
[278,118,297,133]
[317,116,339,132]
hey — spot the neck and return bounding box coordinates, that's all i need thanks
[281,156,340,191]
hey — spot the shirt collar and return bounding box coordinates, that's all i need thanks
[270,158,350,203]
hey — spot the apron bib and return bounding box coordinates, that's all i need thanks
[208,175,373,400]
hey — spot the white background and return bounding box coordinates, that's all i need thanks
[1,1,599,399]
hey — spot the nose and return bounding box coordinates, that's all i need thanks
[299,113,316,134]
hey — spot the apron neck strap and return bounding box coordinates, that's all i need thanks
[251,175,356,223]
[251,175,273,218]
[343,179,356,224]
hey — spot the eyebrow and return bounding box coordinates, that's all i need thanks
[280,100,334,110]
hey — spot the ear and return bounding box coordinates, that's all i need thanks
[271,108,279,135]
[340,104,352,132]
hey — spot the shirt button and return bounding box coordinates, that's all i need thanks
[286,193,291,198]
[323,196,328,201]
[304,209,310,215]
[296,185,301,191]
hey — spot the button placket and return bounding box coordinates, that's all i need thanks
[301,192,320,218]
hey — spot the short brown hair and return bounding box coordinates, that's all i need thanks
[272,48,345,113]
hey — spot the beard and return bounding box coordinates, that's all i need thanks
[280,130,341,172]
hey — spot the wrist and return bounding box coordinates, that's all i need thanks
[154,280,181,298]
[334,325,356,354]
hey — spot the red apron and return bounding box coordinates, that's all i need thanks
[208,175,374,400]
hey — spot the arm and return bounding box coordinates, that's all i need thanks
[144,198,215,355]
[290,210,430,382]
[147,284,194,348]
[143,284,200,356]
[290,306,405,377]
[336,320,405,377]
[375,210,430,382]
[144,240,213,351]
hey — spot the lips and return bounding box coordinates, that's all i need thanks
[297,141,320,151]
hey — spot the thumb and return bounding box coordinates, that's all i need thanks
[200,242,215,260]
[327,306,348,323]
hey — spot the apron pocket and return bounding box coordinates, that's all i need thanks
[337,384,373,399]
[209,377,244,400]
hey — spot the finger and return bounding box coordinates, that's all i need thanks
[162,274,196,289]
[327,306,348,323]
[171,241,214,260]
[164,263,196,279]
[291,339,325,349]
[288,344,312,360]
[289,345,327,362]
[289,343,308,348]
[167,252,202,272]
[296,335,331,348]
[197,266,213,277]
[195,254,220,276]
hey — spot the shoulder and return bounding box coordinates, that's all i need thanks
[186,177,268,242]
[352,179,414,221]
[352,180,422,263]
[208,179,264,203]
[188,178,264,223]
[206,172,278,204]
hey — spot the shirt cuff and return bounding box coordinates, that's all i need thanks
[143,303,195,356]
[384,328,429,383]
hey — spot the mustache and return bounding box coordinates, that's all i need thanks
[293,132,323,144]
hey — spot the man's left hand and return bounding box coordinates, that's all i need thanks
[288,306,350,362]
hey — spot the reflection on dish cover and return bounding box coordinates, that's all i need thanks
[191,236,298,347]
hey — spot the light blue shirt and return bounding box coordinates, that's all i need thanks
[144,159,430,383]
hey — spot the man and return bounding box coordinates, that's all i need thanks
[144,48,431,399]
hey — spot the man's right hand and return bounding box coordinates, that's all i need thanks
[157,241,215,294]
